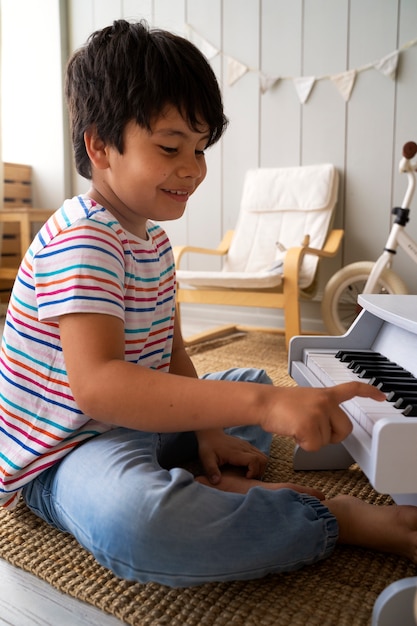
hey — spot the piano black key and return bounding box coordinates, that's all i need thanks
[348,359,394,369]
[393,396,417,409]
[349,356,399,367]
[366,374,414,384]
[347,358,391,369]
[346,355,389,362]
[359,369,412,380]
[388,390,417,402]
[370,378,416,389]
[376,380,417,392]
[402,404,417,417]
[336,350,381,362]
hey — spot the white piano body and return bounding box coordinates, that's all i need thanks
[289,294,417,506]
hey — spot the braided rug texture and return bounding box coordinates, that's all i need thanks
[0,331,416,625]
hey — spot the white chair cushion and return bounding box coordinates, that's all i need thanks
[241,163,338,213]
[175,268,283,289]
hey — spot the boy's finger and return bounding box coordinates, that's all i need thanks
[199,451,222,485]
[246,457,267,479]
[329,406,353,443]
[330,381,385,403]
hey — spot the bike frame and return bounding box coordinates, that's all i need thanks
[364,226,417,293]
[364,156,417,294]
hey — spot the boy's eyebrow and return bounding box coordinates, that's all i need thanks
[153,128,211,141]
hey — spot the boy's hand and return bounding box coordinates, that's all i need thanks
[262,381,385,452]
[196,429,268,485]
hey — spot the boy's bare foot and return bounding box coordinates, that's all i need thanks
[325,495,417,563]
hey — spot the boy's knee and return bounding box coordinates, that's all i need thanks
[204,367,273,385]
[234,367,273,385]
[250,368,273,385]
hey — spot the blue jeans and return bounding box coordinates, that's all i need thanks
[23,368,338,587]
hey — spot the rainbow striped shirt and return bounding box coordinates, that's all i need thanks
[0,195,175,509]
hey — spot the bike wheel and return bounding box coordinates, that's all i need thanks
[322,261,408,335]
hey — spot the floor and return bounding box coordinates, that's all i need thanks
[0,307,215,626]
[0,560,123,626]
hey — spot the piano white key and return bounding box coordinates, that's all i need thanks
[343,397,400,432]
[305,350,405,435]
[304,352,352,385]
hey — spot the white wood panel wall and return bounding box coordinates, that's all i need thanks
[1,0,70,208]
[52,0,417,329]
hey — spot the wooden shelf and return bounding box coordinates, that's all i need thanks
[1,163,53,289]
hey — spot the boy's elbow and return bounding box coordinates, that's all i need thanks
[71,381,104,421]
[68,359,139,424]
[69,367,116,423]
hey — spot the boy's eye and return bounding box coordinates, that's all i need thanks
[161,146,178,154]
[159,146,206,156]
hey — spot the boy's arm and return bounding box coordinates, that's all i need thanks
[60,311,264,433]
[59,312,385,450]
[168,315,199,378]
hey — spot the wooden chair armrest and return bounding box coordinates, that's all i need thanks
[173,230,234,267]
[282,229,345,282]
[302,229,344,259]
[282,245,305,276]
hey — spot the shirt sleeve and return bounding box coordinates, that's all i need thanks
[33,218,126,322]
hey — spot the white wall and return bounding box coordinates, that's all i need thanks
[2,0,417,332]
[0,5,3,206]
[1,0,70,208]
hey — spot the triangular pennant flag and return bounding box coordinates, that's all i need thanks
[227,57,249,86]
[259,74,280,94]
[198,38,220,61]
[374,50,399,80]
[293,76,315,103]
[186,25,219,60]
[330,69,357,102]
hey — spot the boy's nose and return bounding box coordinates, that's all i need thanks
[178,155,205,179]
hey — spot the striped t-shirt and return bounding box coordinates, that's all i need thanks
[0,195,176,509]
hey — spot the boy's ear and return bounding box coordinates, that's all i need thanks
[84,128,110,170]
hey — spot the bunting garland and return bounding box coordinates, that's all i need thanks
[330,69,357,102]
[186,25,417,104]
[259,74,280,94]
[186,25,219,60]
[374,49,399,80]
[228,57,249,86]
[293,76,315,104]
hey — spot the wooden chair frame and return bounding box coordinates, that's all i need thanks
[174,228,344,349]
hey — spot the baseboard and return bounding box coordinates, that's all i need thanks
[179,302,326,337]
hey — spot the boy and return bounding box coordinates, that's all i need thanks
[1,19,416,587]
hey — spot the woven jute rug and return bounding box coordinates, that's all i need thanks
[1,331,416,625]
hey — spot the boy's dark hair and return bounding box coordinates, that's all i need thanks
[65,19,228,179]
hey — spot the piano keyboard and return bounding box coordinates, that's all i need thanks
[304,349,417,436]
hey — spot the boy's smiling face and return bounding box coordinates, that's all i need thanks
[86,106,210,239]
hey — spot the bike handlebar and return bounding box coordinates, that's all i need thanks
[400,141,417,208]
[403,141,417,160]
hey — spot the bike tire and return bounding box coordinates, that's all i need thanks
[321,261,409,335]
